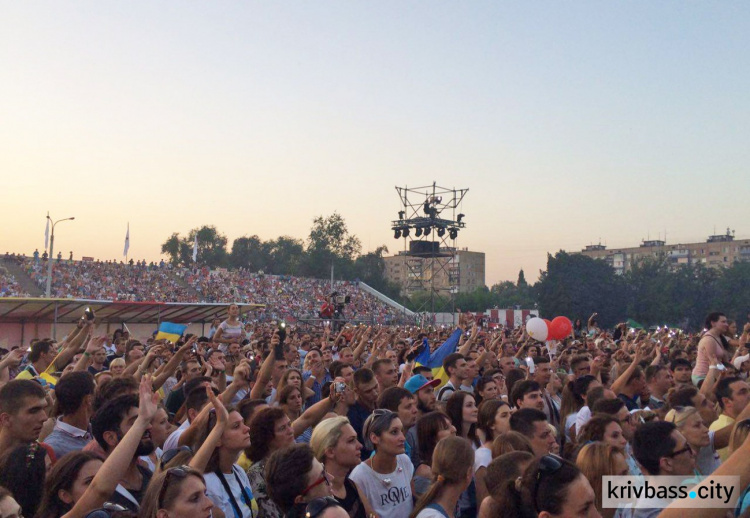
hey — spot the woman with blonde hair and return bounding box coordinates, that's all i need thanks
[310,416,374,518]
[410,437,475,518]
[490,431,533,457]
[108,357,126,377]
[665,406,729,476]
[576,442,629,518]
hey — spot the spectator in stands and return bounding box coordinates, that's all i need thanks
[510,380,545,411]
[438,353,470,402]
[347,368,379,460]
[372,358,399,392]
[265,444,333,517]
[0,442,49,518]
[36,451,104,518]
[411,436,474,518]
[710,376,750,461]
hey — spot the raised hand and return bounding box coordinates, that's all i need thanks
[137,375,159,424]
[207,385,229,426]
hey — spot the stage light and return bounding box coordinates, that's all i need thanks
[398,211,405,220]
[424,226,431,236]
[457,213,464,223]
[449,229,458,239]
[415,227,423,237]
[437,227,446,237]
[402,227,410,237]
[394,229,401,239]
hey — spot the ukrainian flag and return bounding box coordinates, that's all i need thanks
[155,322,188,343]
[414,328,463,388]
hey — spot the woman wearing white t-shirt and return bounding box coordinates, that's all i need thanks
[213,304,245,347]
[411,437,474,518]
[349,410,414,518]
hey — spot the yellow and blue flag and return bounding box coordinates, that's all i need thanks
[414,328,463,388]
[155,322,187,343]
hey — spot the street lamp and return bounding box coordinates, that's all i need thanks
[46,215,75,298]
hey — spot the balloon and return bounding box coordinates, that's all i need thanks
[549,316,573,340]
[526,317,549,342]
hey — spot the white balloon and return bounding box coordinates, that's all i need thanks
[526,317,549,342]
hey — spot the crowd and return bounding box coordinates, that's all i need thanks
[0,266,28,297]
[8,254,407,324]
[2,306,750,518]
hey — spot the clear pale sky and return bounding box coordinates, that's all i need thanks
[2,2,749,286]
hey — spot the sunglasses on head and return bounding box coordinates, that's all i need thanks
[158,466,192,508]
[533,455,564,511]
[160,445,192,470]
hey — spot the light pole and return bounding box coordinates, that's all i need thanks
[46,215,75,298]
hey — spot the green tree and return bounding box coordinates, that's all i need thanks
[536,251,625,328]
[230,235,271,271]
[302,213,362,279]
[268,236,305,275]
[161,233,192,266]
[188,226,229,268]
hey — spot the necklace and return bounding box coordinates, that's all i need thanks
[369,459,402,487]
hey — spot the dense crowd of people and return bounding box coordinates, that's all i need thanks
[2,253,407,324]
[0,266,28,297]
[2,305,750,518]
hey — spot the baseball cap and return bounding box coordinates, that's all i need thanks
[404,374,440,394]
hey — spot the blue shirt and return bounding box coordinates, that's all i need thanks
[303,370,332,405]
[347,401,373,460]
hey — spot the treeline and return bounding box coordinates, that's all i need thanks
[160,213,403,300]
[456,251,750,331]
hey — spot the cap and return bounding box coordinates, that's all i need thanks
[404,374,440,394]
[734,354,750,371]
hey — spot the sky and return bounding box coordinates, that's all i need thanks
[2,2,749,286]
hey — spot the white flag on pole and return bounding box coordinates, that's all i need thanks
[123,223,130,257]
[192,235,198,262]
[44,214,50,251]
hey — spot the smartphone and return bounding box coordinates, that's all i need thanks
[525,356,536,374]
[84,307,95,321]
[335,381,346,394]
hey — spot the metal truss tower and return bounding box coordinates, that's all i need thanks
[391,182,468,326]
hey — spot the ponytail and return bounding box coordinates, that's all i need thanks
[410,475,447,518]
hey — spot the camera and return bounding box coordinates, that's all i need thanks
[335,382,346,394]
[335,295,350,305]
[275,322,286,360]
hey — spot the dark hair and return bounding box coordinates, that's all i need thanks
[585,386,609,410]
[533,356,550,366]
[331,362,352,379]
[28,339,53,363]
[54,371,95,416]
[666,386,699,408]
[265,444,315,513]
[37,451,102,518]
[475,376,498,405]
[182,376,213,398]
[377,386,414,412]
[353,367,375,387]
[0,379,46,415]
[363,410,401,451]
[413,365,432,377]
[279,384,302,406]
[505,368,527,399]
[559,376,597,425]
[495,455,583,518]
[247,407,287,462]
[237,399,269,425]
[591,398,625,416]
[510,380,540,409]
[443,353,464,374]
[477,400,510,442]
[0,442,48,517]
[705,312,726,331]
[91,394,138,451]
[716,376,744,410]
[94,377,138,412]
[510,408,547,438]
[140,465,205,518]
[485,451,534,497]
[185,385,212,416]
[417,412,453,466]
[670,358,692,372]
[445,391,479,447]
[632,421,677,475]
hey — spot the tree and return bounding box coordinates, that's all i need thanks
[188,226,228,268]
[302,213,362,279]
[161,233,192,266]
[230,235,271,271]
[268,236,305,275]
[536,251,625,328]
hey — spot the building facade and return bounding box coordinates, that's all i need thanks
[384,247,486,295]
[578,230,750,275]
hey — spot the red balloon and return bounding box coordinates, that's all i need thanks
[549,316,573,340]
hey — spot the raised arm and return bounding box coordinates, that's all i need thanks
[152,337,197,391]
[62,375,158,518]
[292,386,341,436]
[249,333,279,400]
[189,386,228,472]
[610,344,645,395]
